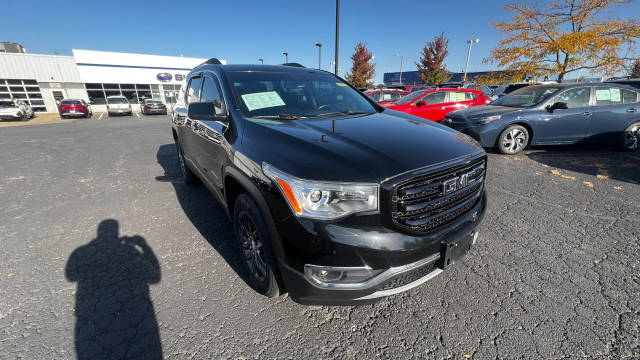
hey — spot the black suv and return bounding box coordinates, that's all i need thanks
[171,59,487,305]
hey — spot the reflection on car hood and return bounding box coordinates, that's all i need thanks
[449,105,522,120]
[243,111,484,183]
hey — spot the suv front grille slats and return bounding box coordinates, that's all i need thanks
[388,158,485,234]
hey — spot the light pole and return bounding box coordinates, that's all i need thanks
[463,38,479,83]
[334,0,340,75]
[259,58,264,64]
[282,52,288,63]
[394,52,403,85]
[315,43,322,70]
[329,61,335,73]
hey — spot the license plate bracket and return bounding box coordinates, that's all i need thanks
[439,232,474,269]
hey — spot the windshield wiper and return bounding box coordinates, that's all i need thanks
[313,110,377,118]
[252,114,307,120]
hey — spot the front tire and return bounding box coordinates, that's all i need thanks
[622,122,640,151]
[233,194,281,298]
[498,125,529,154]
[175,141,199,185]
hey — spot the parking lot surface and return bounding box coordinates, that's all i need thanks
[1,115,638,359]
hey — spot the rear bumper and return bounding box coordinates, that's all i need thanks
[276,191,486,305]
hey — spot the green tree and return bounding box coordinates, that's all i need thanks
[345,42,376,88]
[416,32,451,85]
[486,0,640,82]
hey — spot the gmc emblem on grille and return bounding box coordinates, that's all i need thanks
[443,166,482,195]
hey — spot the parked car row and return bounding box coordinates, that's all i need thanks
[56,96,170,118]
[0,99,34,121]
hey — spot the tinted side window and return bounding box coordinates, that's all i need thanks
[187,77,203,104]
[556,87,590,108]
[622,88,639,104]
[200,76,225,115]
[423,91,446,104]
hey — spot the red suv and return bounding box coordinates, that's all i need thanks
[58,99,92,118]
[365,89,408,106]
[386,88,491,122]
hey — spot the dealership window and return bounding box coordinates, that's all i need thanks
[122,90,138,104]
[103,83,119,89]
[86,83,102,90]
[0,79,46,112]
[87,90,106,104]
[121,83,135,89]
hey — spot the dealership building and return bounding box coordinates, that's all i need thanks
[0,49,208,113]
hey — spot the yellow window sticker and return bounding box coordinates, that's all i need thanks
[336,82,348,87]
[450,92,467,102]
[241,91,286,111]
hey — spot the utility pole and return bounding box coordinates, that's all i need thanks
[334,0,340,75]
[394,53,404,85]
[282,52,288,63]
[315,43,322,70]
[463,38,479,83]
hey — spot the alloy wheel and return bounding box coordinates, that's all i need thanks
[502,129,526,153]
[624,125,639,150]
[238,211,267,282]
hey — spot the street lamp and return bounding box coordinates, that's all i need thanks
[282,52,288,63]
[463,38,479,83]
[315,43,322,70]
[335,0,340,75]
[394,52,404,85]
[259,58,264,64]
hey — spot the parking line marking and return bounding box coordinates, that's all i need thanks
[136,113,140,119]
[98,114,103,120]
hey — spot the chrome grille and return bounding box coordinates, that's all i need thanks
[389,158,485,234]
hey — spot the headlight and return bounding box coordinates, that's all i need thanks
[476,115,501,124]
[262,163,378,220]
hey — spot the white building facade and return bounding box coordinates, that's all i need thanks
[0,49,208,113]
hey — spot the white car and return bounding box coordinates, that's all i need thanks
[0,99,29,121]
[106,96,132,116]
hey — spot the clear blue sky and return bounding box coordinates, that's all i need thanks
[3,0,639,83]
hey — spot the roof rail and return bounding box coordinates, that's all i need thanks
[281,63,305,68]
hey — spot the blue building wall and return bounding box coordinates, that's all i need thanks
[383,71,509,85]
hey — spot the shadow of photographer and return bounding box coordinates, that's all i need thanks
[66,219,162,359]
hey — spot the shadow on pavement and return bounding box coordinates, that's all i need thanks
[524,144,640,184]
[65,219,162,360]
[154,143,250,287]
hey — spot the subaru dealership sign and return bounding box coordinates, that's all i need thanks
[156,72,172,82]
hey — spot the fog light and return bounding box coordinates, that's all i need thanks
[304,265,384,288]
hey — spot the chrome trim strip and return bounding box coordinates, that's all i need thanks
[304,252,440,290]
[354,268,443,300]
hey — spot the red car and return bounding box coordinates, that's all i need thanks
[58,99,92,118]
[386,88,491,121]
[365,89,408,106]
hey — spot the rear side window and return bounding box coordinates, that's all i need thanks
[187,77,203,104]
[200,76,225,115]
[595,87,629,106]
[555,87,590,108]
[622,88,639,103]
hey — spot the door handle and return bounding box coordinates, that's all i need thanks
[582,112,591,117]
[627,108,638,113]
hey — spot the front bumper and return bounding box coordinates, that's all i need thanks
[275,191,487,305]
[442,119,502,148]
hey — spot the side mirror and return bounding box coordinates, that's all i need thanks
[187,101,227,122]
[546,102,568,112]
[415,100,427,107]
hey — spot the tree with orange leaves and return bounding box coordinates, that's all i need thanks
[345,42,376,88]
[485,0,640,82]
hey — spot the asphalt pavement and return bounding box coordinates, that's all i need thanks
[0,115,638,359]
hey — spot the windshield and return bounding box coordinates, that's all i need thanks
[491,85,562,107]
[107,97,128,104]
[395,90,427,105]
[145,100,162,104]
[227,71,376,118]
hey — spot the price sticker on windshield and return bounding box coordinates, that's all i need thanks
[241,91,286,111]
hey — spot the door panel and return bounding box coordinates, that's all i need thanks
[587,86,640,143]
[181,76,204,168]
[538,87,592,143]
[413,91,447,120]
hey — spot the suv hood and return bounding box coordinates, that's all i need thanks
[243,111,484,183]
[449,105,523,120]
